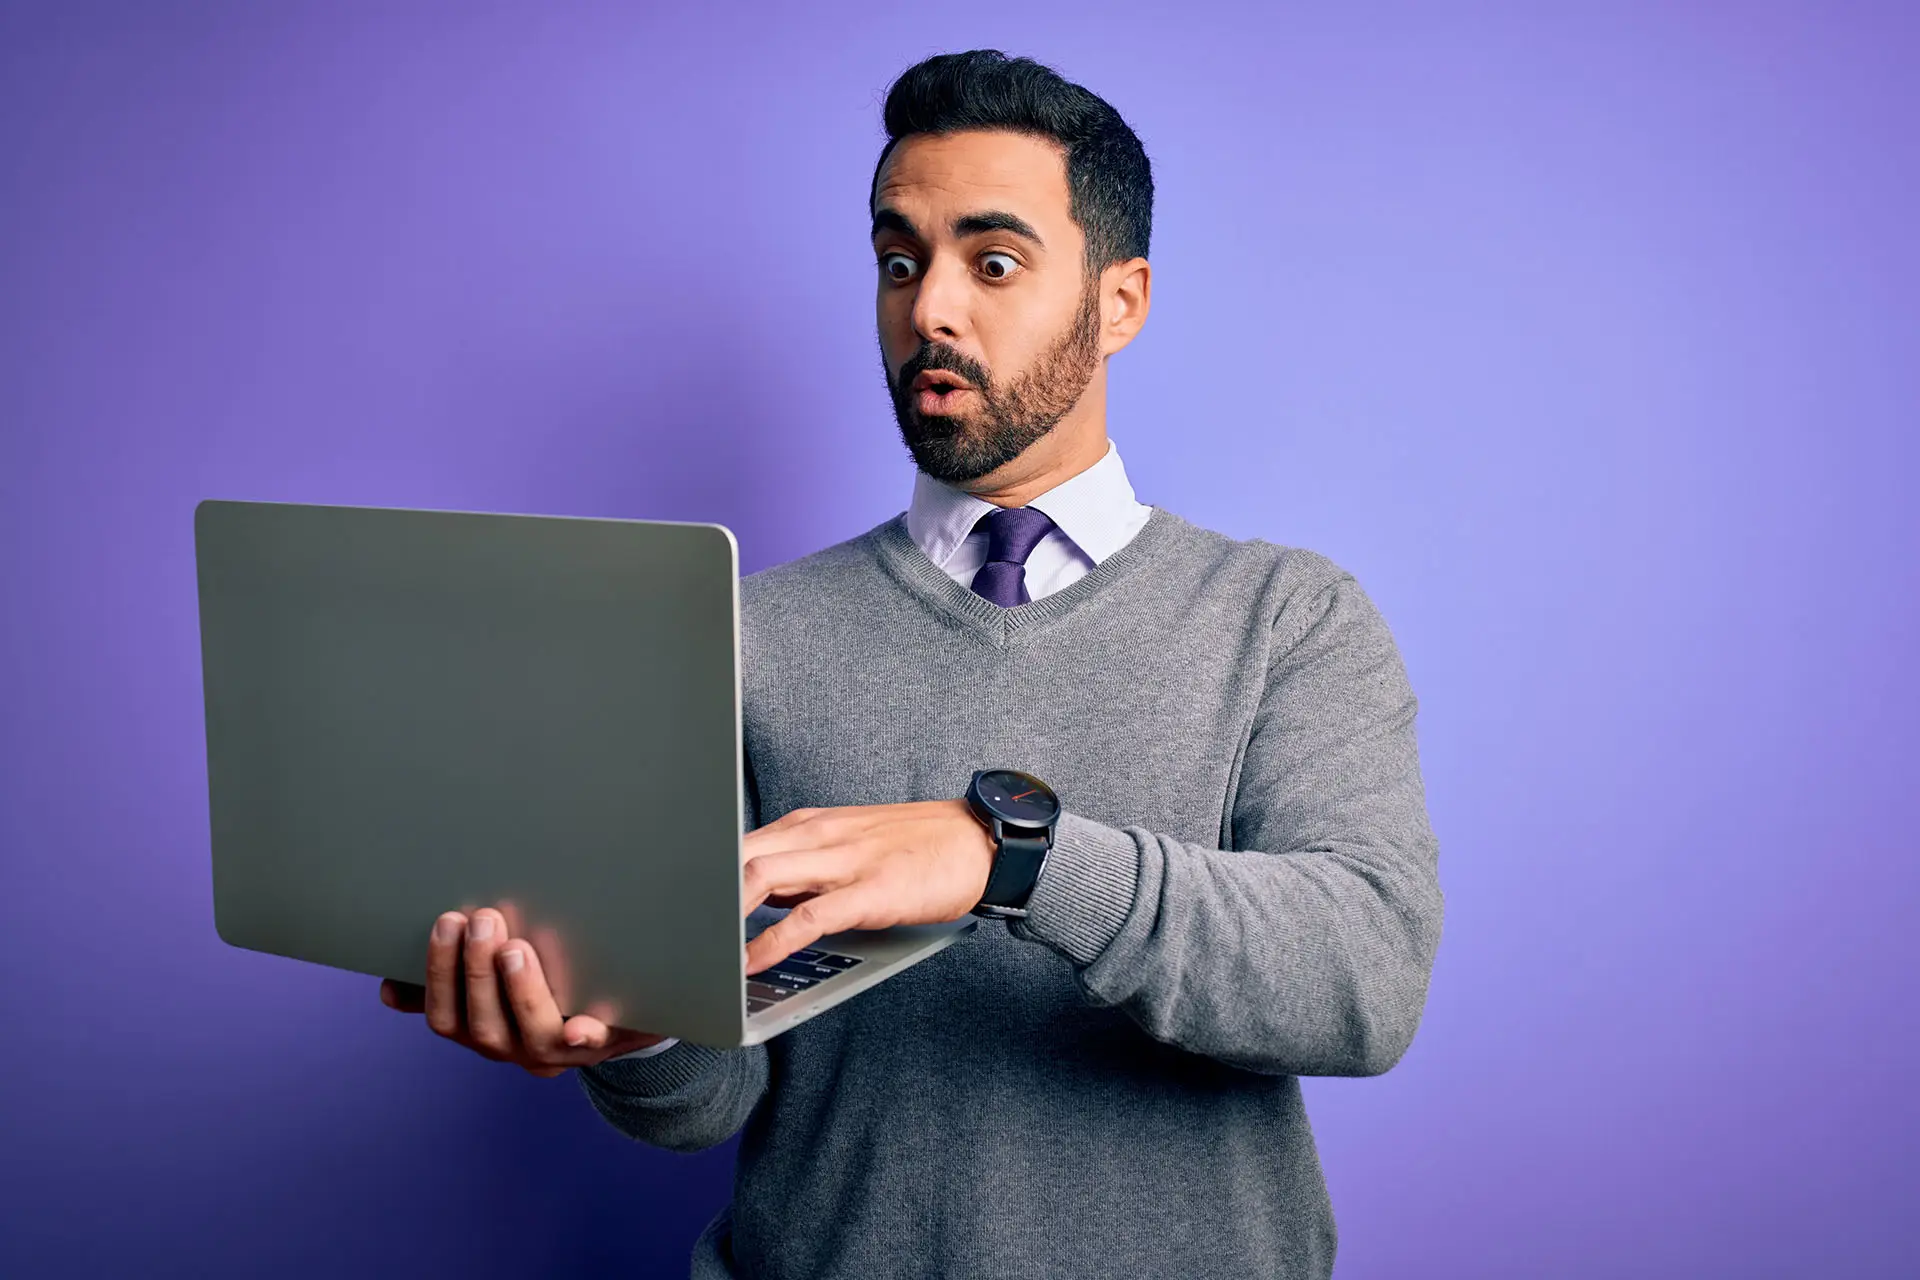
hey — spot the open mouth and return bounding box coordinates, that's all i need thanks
[916,387,971,413]
[912,370,971,392]
[910,370,974,413]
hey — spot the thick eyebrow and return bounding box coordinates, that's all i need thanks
[870,207,1046,249]
[871,209,919,241]
[952,210,1044,247]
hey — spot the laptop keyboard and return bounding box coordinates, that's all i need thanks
[746,947,864,1014]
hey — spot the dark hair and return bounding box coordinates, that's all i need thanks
[871,50,1153,269]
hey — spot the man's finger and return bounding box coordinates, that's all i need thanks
[463,908,517,1058]
[496,940,569,1065]
[424,912,467,1039]
[560,999,623,1050]
[746,886,889,973]
[561,1014,611,1050]
[740,807,857,861]
[516,980,662,1062]
[763,805,824,830]
[742,844,871,914]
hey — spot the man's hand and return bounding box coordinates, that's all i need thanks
[742,799,996,973]
[379,906,672,1076]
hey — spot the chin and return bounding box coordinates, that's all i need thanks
[913,444,1013,487]
[894,401,1025,485]
[905,439,989,485]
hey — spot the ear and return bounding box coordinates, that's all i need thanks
[1098,257,1152,357]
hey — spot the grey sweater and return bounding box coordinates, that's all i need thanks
[578,505,1444,1280]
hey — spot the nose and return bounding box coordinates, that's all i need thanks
[908,253,969,344]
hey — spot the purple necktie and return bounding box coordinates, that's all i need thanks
[969,506,1057,607]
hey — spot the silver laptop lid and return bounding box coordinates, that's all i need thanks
[194,499,752,1046]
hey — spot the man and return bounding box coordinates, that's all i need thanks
[380,49,1444,1280]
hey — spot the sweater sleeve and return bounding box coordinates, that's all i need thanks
[1007,570,1445,1077]
[573,749,772,1149]
[576,1040,770,1152]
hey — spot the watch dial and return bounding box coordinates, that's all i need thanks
[977,770,1059,825]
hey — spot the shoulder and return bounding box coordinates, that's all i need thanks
[1147,507,1406,673]
[742,525,886,589]
[1150,507,1357,610]
[738,516,900,621]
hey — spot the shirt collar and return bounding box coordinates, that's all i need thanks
[905,439,1144,570]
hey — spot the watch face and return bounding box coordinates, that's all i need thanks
[973,769,1060,827]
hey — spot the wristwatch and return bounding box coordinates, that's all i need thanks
[964,768,1061,920]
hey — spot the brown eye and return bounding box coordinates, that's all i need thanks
[880,253,919,282]
[980,252,1019,279]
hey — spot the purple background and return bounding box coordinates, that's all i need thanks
[3,2,1915,1275]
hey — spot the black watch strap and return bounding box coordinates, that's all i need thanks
[975,830,1051,918]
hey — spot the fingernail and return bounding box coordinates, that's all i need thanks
[434,915,459,943]
[470,915,495,942]
[564,1028,586,1046]
[500,947,523,973]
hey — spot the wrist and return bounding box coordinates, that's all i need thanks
[965,769,1061,919]
[1004,812,1138,965]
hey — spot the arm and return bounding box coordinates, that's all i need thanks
[1007,570,1445,1077]
[576,1040,770,1152]
[575,754,772,1150]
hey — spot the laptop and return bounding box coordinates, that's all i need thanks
[193,499,975,1049]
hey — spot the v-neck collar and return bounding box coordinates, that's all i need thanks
[868,504,1184,645]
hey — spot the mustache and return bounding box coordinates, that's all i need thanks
[893,343,991,398]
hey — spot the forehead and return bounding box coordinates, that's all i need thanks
[873,130,1073,233]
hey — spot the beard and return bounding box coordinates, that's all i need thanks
[883,280,1103,486]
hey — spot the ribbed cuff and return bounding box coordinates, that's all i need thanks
[580,1040,729,1097]
[1007,811,1140,966]
[608,1036,680,1061]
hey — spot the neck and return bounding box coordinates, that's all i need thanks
[956,362,1111,508]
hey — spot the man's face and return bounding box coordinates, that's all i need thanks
[871,130,1102,486]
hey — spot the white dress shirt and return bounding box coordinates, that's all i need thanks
[608,439,1151,1062]
[905,438,1153,599]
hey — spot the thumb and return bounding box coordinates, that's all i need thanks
[561,1014,610,1048]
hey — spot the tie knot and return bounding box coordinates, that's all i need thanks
[976,506,1055,568]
